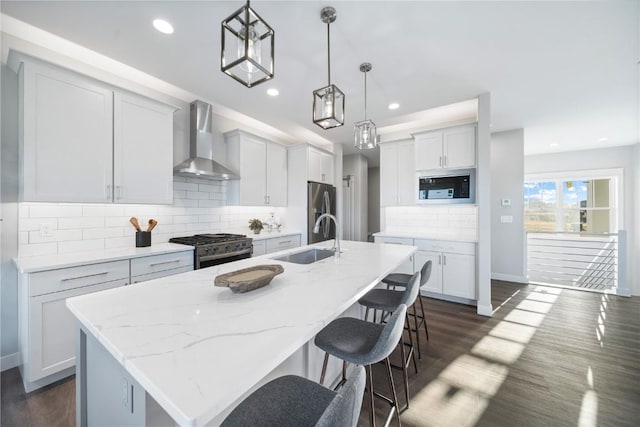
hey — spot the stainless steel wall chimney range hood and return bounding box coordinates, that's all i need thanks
[173,100,240,180]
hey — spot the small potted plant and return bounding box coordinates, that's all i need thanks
[248,218,264,234]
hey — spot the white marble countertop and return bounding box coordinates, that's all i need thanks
[373,231,478,243]
[14,243,194,273]
[66,240,416,427]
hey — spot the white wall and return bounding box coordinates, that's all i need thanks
[491,129,526,282]
[1,63,20,368]
[525,144,640,296]
[343,154,368,242]
[368,167,380,238]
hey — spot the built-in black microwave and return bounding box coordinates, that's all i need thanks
[417,169,476,204]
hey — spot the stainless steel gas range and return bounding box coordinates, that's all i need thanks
[169,234,253,269]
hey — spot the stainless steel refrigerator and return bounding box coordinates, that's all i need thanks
[308,181,337,244]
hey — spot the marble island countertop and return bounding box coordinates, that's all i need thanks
[66,240,416,427]
[373,231,478,243]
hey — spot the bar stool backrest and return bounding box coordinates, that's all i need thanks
[316,365,366,427]
[400,271,421,307]
[420,260,433,286]
[366,304,408,364]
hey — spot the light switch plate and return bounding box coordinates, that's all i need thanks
[500,215,513,223]
[501,199,511,206]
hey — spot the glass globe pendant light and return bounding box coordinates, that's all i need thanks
[221,0,274,88]
[354,62,378,149]
[312,6,345,129]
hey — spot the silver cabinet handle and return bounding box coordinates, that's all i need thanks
[438,254,442,265]
[62,271,108,282]
[106,185,112,200]
[116,185,122,200]
[444,156,447,167]
[267,195,270,204]
[443,254,447,265]
[439,156,442,167]
[321,173,326,181]
[278,240,292,245]
[149,259,181,267]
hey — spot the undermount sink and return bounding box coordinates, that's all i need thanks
[271,248,337,265]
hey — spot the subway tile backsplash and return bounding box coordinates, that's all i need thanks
[383,205,478,241]
[18,176,288,256]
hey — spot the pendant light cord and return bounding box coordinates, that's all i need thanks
[364,70,367,120]
[327,22,331,85]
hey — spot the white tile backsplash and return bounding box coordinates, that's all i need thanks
[18,177,291,256]
[384,205,478,241]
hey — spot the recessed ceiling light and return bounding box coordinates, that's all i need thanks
[549,142,559,147]
[153,19,174,35]
[598,137,609,143]
[267,88,279,97]
[388,102,400,110]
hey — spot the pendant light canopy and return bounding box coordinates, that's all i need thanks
[313,7,345,129]
[354,63,378,149]
[221,0,274,88]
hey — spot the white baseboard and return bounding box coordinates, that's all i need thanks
[491,273,528,284]
[1,352,19,372]
[476,303,493,317]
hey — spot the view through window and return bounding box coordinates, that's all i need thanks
[524,178,615,233]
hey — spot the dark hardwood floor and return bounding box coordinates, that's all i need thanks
[2,281,639,427]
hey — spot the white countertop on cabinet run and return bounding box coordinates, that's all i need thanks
[66,240,416,427]
[14,243,194,273]
[248,231,302,241]
[373,231,478,243]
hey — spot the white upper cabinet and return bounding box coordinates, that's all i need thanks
[308,147,334,185]
[21,60,114,202]
[380,139,415,206]
[113,92,174,204]
[414,124,476,171]
[17,56,175,204]
[226,130,287,206]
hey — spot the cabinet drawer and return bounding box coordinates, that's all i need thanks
[252,241,266,256]
[374,236,413,246]
[414,239,475,255]
[29,260,129,297]
[131,251,193,277]
[266,235,301,253]
[131,266,192,284]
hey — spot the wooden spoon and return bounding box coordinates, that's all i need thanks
[129,217,142,232]
[147,219,158,232]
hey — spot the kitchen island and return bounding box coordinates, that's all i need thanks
[66,240,416,427]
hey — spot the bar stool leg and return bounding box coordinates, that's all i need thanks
[399,330,410,410]
[320,352,329,385]
[366,364,376,427]
[412,303,422,359]
[418,295,429,340]
[405,313,418,374]
[384,357,401,427]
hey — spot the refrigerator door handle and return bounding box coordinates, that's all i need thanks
[322,190,331,238]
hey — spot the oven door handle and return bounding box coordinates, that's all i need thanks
[199,249,252,262]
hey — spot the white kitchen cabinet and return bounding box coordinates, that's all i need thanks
[113,92,174,204]
[414,239,476,299]
[226,130,288,206]
[20,59,114,202]
[265,235,301,253]
[414,124,476,171]
[19,260,130,392]
[374,236,414,274]
[15,54,175,204]
[308,146,334,185]
[130,251,193,284]
[380,140,415,206]
[252,240,266,256]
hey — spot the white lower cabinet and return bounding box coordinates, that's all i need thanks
[19,250,194,392]
[414,239,476,299]
[252,234,301,257]
[373,236,414,274]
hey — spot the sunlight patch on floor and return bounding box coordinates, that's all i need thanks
[516,299,553,314]
[438,354,509,396]
[504,309,546,327]
[578,390,598,427]
[488,320,537,344]
[472,335,525,365]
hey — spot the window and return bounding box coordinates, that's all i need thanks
[524,177,617,233]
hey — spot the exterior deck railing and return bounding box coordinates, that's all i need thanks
[526,230,629,296]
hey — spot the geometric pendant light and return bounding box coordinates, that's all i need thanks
[312,6,345,129]
[354,62,378,149]
[221,0,275,88]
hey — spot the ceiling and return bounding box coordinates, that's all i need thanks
[1,1,638,166]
